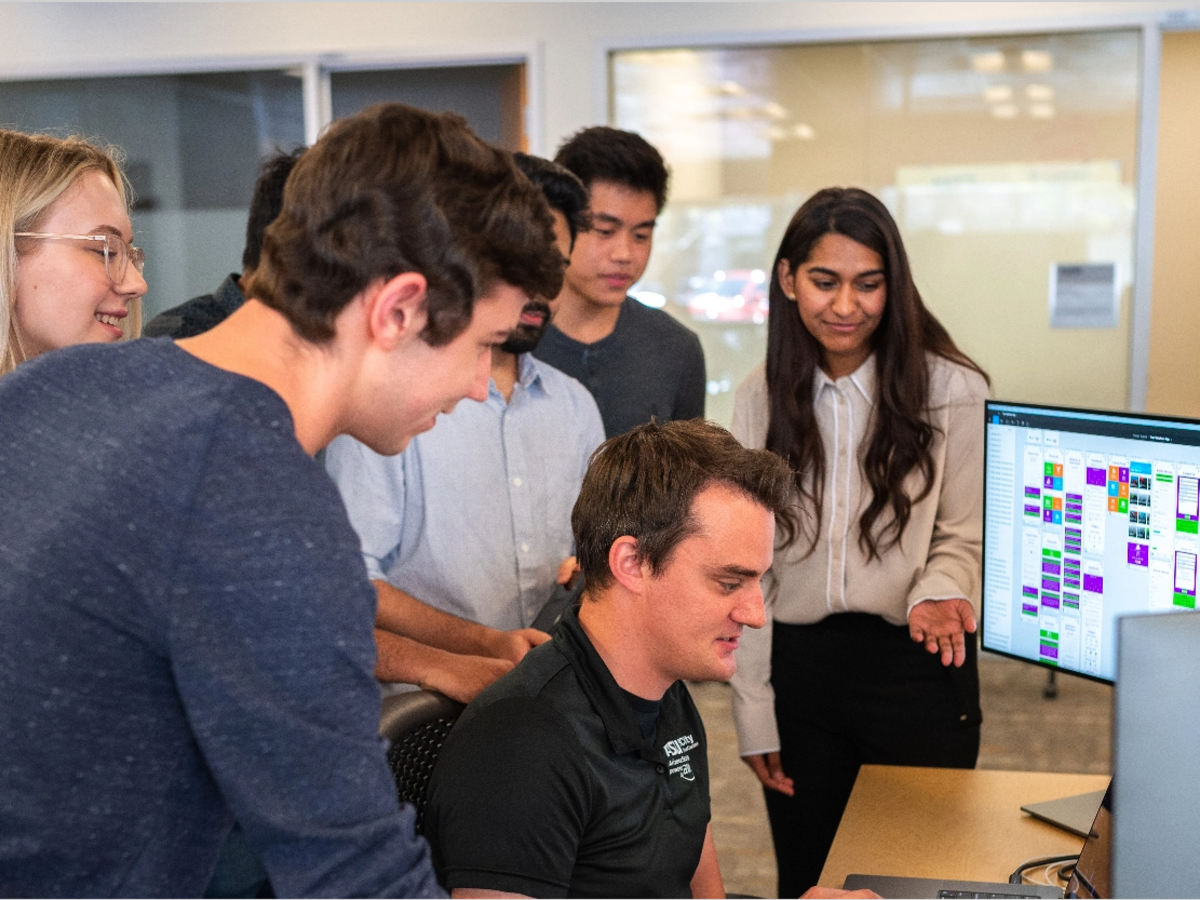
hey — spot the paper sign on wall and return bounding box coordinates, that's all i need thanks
[1049,263,1118,329]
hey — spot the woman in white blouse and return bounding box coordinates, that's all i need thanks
[730,187,990,897]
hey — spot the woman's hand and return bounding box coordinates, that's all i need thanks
[741,752,795,796]
[908,598,976,667]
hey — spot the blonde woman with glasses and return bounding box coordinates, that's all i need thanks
[1,129,146,375]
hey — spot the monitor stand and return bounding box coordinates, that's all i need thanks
[1021,789,1107,837]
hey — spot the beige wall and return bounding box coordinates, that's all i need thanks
[1146,29,1200,417]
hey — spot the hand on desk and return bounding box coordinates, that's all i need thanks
[741,751,794,796]
[908,597,976,667]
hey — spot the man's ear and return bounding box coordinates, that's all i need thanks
[608,536,646,594]
[367,271,428,350]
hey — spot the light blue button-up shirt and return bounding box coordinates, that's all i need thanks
[325,354,605,632]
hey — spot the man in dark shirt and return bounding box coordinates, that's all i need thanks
[0,103,563,897]
[143,147,303,339]
[425,419,795,898]
[532,126,706,437]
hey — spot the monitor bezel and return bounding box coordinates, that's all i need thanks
[980,398,1200,686]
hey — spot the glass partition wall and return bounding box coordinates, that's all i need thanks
[0,71,306,320]
[0,61,526,322]
[611,30,1141,426]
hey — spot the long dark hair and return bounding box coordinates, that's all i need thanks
[765,187,988,559]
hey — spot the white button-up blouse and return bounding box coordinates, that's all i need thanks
[729,353,989,755]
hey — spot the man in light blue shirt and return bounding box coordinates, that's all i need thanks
[326,154,604,699]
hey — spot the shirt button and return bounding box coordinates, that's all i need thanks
[656,764,665,774]
[520,543,530,553]
[512,476,523,487]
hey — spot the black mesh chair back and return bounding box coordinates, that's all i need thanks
[379,689,465,835]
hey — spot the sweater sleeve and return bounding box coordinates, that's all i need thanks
[728,366,782,755]
[905,364,990,618]
[169,405,443,899]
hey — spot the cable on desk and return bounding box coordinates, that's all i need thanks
[1009,854,1080,884]
[1048,860,1077,884]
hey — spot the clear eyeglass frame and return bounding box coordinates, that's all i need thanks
[13,232,145,283]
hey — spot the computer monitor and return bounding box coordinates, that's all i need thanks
[982,400,1200,683]
[1112,610,1200,896]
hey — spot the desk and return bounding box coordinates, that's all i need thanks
[819,766,1111,888]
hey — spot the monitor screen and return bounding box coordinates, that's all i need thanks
[982,400,1200,683]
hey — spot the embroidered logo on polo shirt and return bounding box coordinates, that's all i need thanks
[663,733,700,781]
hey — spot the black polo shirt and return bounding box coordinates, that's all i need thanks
[425,607,710,898]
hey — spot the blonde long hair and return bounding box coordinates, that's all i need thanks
[0,130,141,375]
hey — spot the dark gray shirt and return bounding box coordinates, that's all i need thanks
[0,339,442,898]
[532,297,707,437]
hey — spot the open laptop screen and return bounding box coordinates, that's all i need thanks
[982,401,1200,682]
[1066,781,1112,898]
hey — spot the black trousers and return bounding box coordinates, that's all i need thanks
[764,613,981,898]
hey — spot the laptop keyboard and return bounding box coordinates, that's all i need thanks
[937,892,1043,899]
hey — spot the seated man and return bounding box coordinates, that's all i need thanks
[0,103,562,896]
[325,153,604,691]
[425,419,795,898]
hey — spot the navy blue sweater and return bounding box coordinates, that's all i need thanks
[0,339,442,897]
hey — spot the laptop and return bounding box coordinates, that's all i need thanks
[843,781,1112,899]
[1019,791,1106,840]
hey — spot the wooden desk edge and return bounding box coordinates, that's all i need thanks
[819,766,1112,888]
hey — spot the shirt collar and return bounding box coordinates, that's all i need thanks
[517,352,549,393]
[487,353,550,403]
[553,606,664,757]
[813,353,876,405]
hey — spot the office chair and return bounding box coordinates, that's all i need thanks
[379,689,465,835]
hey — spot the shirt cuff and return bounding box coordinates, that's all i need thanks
[731,687,781,757]
[906,571,976,617]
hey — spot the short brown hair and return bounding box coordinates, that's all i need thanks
[245,103,564,345]
[572,419,796,591]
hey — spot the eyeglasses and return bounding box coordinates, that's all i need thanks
[14,232,146,283]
